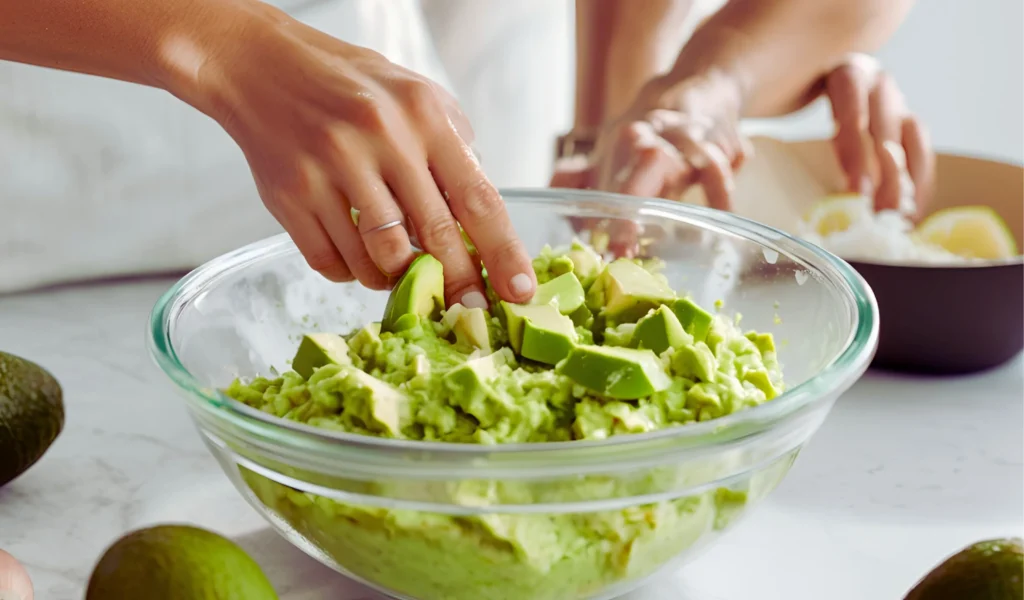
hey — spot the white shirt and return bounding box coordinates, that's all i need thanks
[0,0,725,294]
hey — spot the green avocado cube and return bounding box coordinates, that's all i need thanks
[556,345,672,400]
[567,244,604,281]
[745,331,776,355]
[670,298,713,342]
[444,348,516,425]
[502,302,578,365]
[342,369,408,436]
[631,305,692,355]
[453,306,492,351]
[531,272,586,315]
[291,333,352,379]
[586,259,677,323]
[671,342,718,383]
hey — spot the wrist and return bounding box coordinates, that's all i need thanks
[637,65,747,122]
[657,27,756,117]
[149,0,283,119]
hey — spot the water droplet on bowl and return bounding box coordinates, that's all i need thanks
[762,248,779,264]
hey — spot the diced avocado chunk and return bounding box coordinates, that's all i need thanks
[631,305,692,355]
[670,298,713,342]
[532,272,586,315]
[292,333,352,379]
[502,302,578,365]
[342,369,408,436]
[556,345,672,399]
[745,331,776,355]
[567,244,603,281]
[453,307,492,351]
[602,322,636,347]
[443,348,516,425]
[586,259,677,323]
[671,342,717,383]
[381,254,445,333]
[568,303,594,328]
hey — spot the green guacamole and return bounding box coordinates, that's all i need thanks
[225,242,787,600]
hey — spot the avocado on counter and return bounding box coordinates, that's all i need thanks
[381,254,445,333]
[903,537,1023,600]
[586,259,677,324]
[0,351,64,488]
[556,345,672,399]
[86,525,278,600]
[502,302,578,365]
[291,333,352,379]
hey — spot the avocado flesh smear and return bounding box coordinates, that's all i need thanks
[223,241,786,600]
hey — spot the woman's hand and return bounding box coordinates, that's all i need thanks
[824,54,934,215]
[550,69,749,211]
[174,1,535,307]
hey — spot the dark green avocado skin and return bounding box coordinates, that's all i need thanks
[904,538,1024,600]
[0,351,65,488]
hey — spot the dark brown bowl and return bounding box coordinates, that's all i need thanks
[850,260,1023,374]
[722,138,1024,375]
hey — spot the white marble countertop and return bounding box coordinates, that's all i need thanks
[1,278,1021,600]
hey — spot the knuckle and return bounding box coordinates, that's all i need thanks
[418,213,459,249]
[368,229,410,266]
[399,78,444,121]
[620,122,650,145]
[347,93,391,134]
[273,159,322,207]
[305,248,344,274]
[635,145,665,165]
[316,126,358,169]
[454,178,503,222]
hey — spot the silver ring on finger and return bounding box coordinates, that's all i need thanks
[364,219,404,234]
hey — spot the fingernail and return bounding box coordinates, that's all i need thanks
[510,273,534,297]
[859,176,874,197]
[0,591,25,600]
[460,290,488,310]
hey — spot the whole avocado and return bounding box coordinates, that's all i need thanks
[904,537,1023,600]
[86,525,279,600]
[0,351,64,487]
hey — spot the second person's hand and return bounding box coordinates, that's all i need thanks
[164,0,536,307]
[550,69,748,211]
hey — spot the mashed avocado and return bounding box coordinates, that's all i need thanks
[225,242,787,600]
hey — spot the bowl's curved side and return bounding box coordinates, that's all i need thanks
[852,261,1024,374]
[199,420,806,600]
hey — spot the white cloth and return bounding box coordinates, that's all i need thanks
[0,0,726,294]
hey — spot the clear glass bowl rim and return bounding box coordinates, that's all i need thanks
[148,188,878,468]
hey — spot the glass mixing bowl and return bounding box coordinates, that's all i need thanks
[149,189,878,600]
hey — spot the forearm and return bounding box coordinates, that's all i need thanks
[0,0,271,114]
[664,0,915,118]
[573,0,693,131]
